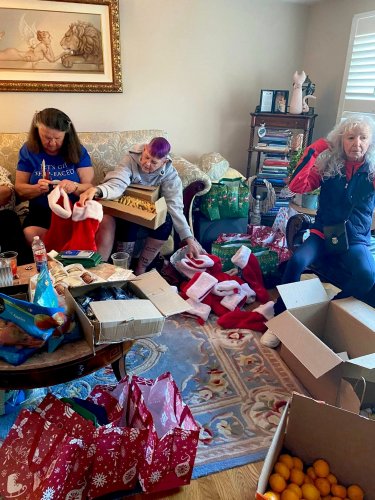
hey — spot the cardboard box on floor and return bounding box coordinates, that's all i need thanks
[100,196,167,230]
[266,278,375,412]
[65,269,188,349]
[256,392,375,499]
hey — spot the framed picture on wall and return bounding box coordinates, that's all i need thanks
[259,90,274,112]
[272,90,289,113]
[0,0,122,93]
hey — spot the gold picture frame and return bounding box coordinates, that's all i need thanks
[0,0,122,92]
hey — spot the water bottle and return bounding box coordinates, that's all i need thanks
[32,236,48,272]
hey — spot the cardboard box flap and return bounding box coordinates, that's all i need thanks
[285,393,375,493]
[131,270,189,317]
[277,278,329,310]
[257,402,289,493]
[332,297,375,330]
[344,353,375,382]
[89,299,163,324]
[267,312,343,379]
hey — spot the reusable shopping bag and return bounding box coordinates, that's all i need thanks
[0,408,88,499]
[200,178,249,220]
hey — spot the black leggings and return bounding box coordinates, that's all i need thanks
[0,210,33,265]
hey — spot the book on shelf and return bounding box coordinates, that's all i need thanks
[263,159,290,167]
[255,144,289,153]
[261,167,289,173]
[255,178,287,186]
[258,173,288,180]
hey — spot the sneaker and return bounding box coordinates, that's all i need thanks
[260,329,280,348]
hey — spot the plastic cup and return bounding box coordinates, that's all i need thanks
[111,252,130,269]
[0,251,18,276]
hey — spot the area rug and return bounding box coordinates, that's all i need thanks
[0,314,306,479]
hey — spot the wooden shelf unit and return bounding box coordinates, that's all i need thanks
[246,112,317,179]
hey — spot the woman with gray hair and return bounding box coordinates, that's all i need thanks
[261,114,375,348]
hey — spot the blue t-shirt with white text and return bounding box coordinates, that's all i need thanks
[17,144,92,209]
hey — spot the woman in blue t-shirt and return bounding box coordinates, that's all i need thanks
[16,108,95,246]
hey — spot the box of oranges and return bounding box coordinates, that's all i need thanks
[256,393,375,499]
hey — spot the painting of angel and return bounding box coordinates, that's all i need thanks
[0,0,121,93]
[0,16,70,68]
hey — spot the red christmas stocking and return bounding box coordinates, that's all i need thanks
[43,185,73,252]
[217,301,275,332]
[231,246,270,303]
[63,200,103,251]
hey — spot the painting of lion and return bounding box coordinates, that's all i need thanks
[60,21,103,70]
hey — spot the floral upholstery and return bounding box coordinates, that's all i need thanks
[0,131,211,195]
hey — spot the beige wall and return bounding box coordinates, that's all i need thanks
[4,1,371,173]
[305,0,375,139]
[0,0,309,174]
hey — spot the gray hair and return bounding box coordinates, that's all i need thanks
[316,114,375,181]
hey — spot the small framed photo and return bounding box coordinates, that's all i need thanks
[259,90,275,112]
[272,90,289,113]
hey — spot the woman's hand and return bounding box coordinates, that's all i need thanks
[185,237,203,258]
[58,179,79,194]
[37,178,51,195]
[79,186,97,205]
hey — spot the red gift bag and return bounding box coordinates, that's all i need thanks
[0,409,88,499]
[132,372,199,494]
[86,378,149,499]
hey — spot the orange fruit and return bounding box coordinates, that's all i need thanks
[306,467,317,481]
[331,484,347,499]
[347,484,364,500]
[331,497,344,500]
[281,490,299,500]
[287,484,302,499]
[279,454,295,470]
[269,473,287,493]
[327,473,338,485]
[304,475,313,485]
[274,462,291,481]
[290,468,305,486]
[292,456,304,471]
[313,458,330,478]
[322,496,332,500]
[315,477,331,496]
[301,483,320,500]
[263,492,281,500]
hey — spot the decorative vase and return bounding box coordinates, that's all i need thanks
[289,71,306,115]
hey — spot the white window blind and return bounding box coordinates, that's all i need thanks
[337,10,375,120]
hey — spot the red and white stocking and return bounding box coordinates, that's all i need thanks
[63,200,103,251]
[43,185,73,252]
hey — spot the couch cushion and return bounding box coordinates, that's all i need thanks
[198,152,230,181]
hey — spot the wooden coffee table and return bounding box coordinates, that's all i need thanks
[0,262,134,391]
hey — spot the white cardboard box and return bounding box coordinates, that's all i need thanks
[256,392,375,498]
[266,278,375,411]
[66,270,188,348]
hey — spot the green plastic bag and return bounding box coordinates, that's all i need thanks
[200,178,249,221]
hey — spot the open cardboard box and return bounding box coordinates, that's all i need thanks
[256,392,375,498]
[125,184,160,203]
[266,278,375,411]
[100,196,167,230]
[65,269,188,349]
